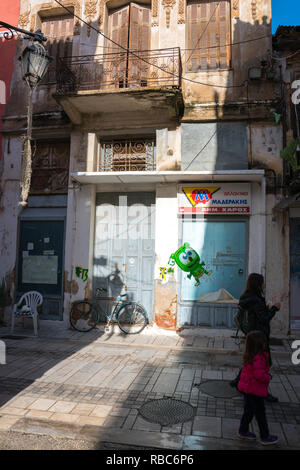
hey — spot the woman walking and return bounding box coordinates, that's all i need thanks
[238,330,278,445]
[231,273,280,402]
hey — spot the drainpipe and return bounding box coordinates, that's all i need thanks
[279,64,288,192]
[261,176,267,282]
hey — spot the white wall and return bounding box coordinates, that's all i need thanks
[154,183,179,282]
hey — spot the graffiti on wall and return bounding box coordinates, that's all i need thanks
[75,266,89,282]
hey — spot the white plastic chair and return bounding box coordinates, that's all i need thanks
[11,291,43,336]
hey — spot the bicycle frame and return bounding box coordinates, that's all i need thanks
[94,291,149,324]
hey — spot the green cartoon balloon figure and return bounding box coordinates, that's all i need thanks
[168,242,210,286]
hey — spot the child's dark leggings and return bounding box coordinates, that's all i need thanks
[239,393,269,439]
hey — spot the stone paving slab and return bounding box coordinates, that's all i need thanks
[0,325,299,449]
[5,416,299,450]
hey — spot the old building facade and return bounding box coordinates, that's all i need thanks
[273,26,300,331]
[0,0,293,334]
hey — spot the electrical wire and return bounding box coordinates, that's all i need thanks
[271,49,300,60]
[44,34,272,52]
[183,34,271,52]
[52,0,246,89]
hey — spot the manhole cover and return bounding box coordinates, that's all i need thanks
[196,380,241,398]
[139,398,196,426]
[0,335,27,340]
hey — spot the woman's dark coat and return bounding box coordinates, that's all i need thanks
[239,291,278,339]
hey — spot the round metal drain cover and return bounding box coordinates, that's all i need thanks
[139,398,196,426]
[196,380,240,398]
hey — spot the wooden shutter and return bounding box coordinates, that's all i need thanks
[108,3,150,88]
[128,3,151,85]
[42,15,74,83]
[129,3,150,52]
[186,0,230,71]
[108,5,130,88]
[109,5,130,51]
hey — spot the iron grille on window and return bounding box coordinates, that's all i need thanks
[99,139,156,172]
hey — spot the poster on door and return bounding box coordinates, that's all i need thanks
[178,184,251,214]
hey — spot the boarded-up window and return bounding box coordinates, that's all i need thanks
[186,0,231,71]
[41,14,74,83]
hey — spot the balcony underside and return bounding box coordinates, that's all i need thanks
[54,87,184,128]
[54,48,183,128]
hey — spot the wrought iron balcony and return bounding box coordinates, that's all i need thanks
[56,47,182,94]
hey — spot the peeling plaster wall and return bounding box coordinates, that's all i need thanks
[63,129,97,323]
[248,181,266,279]
[156,127,181,171]
[266,195,290,335]
[154,184,178,329]
[251,124,283,173]
[0,137,23,307]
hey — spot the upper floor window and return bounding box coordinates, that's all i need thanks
[31,140,70,194]
[41,14,74,83]
[186,0,231,72]
[99,138,156,172]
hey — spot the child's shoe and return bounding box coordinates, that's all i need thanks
[238,431,257,440]
[259,435,279,445]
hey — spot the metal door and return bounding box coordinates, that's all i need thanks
[290,218,300,329]
[178,218,248,328]
[17,220,65,320]
[94,192,155,321]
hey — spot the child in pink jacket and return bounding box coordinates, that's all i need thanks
[238,330,279,445]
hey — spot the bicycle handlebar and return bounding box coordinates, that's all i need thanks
[96,288,127,299]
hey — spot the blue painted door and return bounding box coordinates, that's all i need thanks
[179,218,247,328]
[94,192,155,321]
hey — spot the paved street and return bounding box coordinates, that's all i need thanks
[0,322,299,450]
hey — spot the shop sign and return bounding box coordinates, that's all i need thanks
[178,184,251,214]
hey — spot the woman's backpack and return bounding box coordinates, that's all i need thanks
[234,305,257,336]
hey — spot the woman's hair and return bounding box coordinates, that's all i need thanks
[243,272,264,296]
[243,330,268,365]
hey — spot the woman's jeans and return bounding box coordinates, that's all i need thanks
[239,393,269,439]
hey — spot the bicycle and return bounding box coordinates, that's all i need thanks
[69,287,149,334]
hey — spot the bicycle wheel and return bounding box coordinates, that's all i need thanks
[117,303,148,334]
[70,301,97,332]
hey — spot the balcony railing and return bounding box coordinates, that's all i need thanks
[56,47,182,94]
